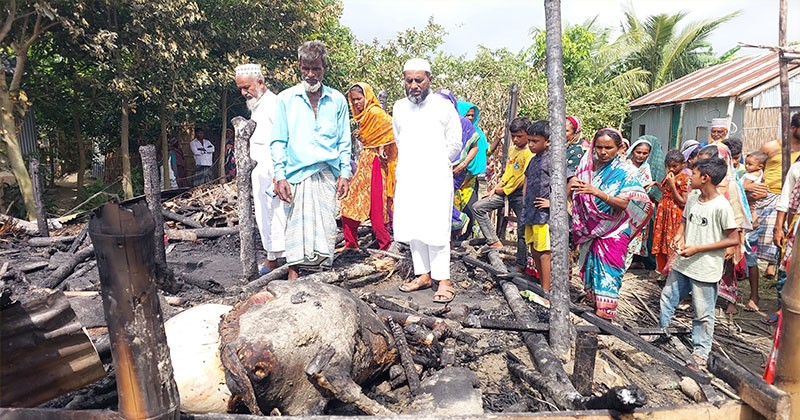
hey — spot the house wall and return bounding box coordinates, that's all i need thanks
[629,105,673,152]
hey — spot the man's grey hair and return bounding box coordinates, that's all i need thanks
[298,40,329,68]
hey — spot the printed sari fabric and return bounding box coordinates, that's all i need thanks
[705,143,752,304]
[340,82,397,224]
[437,90,478,230]
[572,137,653,320]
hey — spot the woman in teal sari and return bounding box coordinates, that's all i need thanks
[454,101,489,238]
[570,128,653,320]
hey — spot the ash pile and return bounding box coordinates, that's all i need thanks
[0,187,780,418]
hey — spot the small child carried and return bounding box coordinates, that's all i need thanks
[659,157,741,368]
[522,120,551,290]
[651,150,689,274]
[743,150,768,226]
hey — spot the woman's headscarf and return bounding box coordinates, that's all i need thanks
[566,115,591,149]
[629,135,666,200]
[436,90,476,163]
[456,101,488,175]
[572,128,653,244]
[348,82,394,148]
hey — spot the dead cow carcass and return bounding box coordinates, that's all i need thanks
[218,280,396,415]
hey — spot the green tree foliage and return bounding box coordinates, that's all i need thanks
[619,6,740,90]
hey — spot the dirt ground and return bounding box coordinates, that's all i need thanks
[1,218,780,414]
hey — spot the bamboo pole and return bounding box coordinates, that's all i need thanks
[544,0,574,360]
[88,202,180,420]
[779,0,791,180]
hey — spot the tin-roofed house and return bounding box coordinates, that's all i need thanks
[629,52,800,152]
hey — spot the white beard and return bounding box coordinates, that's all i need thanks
[246,96,259,111]
[303,80,321,93]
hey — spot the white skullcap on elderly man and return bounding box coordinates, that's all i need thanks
[403,58,431,73]
[711,118,728,129]
[235,63,262,77]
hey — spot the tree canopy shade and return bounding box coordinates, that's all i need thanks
[2,1,750,219]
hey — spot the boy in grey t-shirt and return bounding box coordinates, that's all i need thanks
[659,157,740,368]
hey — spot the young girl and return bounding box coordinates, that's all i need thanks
[651,150,689,273]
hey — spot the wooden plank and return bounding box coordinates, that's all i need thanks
[0,400,760,420]
[580,311,711,384]
[708,353,791,420]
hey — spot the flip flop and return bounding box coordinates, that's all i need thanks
[433,284,455,304]
[479,245,503,254]
[399,276,432,292]
[761,313,779,326]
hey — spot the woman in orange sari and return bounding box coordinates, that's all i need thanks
[340,82,398,251]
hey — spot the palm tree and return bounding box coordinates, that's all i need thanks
[620,6,740,90]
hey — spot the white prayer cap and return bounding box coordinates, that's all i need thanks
[711,118,728,129]
[403,58,431,73]
[235,63,262,78]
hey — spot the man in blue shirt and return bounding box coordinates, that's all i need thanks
[271,40,352,280]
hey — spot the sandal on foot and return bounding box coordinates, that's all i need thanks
[761,313,779,326]
[479,244,503,254]
[399,277,432,292]
[686,354,707,371]
[433,283,455,303]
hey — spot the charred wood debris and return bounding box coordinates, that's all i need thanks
[0,182,777,416]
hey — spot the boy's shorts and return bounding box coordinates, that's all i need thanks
[525,224,550,252]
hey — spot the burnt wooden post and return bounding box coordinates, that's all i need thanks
[232,116,258,280]
[571,331,598,395]
[140,145,167,272]
[89,202,180,420]
[544,0,575,360]
[495,83,520,240]
[29,157,49,237]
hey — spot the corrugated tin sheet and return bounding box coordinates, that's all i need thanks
[630,53,799,107]
[18,109,38,156]
[751,73,800,108]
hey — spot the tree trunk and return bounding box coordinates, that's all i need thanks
[121,99,134,199]
[544,0,574,361]
[29,158,48,237]
[232,116,258,281]
[0,67,35,220]
[219,89,228,184]
[161,100,170,190]
[74,113,86,196]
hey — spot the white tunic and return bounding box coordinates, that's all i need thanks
[250,91,287,255]
[392,94,463,246]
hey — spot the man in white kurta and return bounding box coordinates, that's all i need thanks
[393,58,463,303]
[235,64,286,273]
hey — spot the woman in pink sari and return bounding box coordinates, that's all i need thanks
[570,128,653,320]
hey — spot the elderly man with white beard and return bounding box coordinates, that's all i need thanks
[392,58,463,303]
[271,40,351,280]
[234,63,286,274]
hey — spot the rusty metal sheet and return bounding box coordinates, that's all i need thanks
[630,53,800,107]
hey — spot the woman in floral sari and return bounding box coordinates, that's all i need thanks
[339,82,398,251]
[696,144,752,314]
[570,128,653,320]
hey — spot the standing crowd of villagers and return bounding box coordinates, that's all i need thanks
[232,40,800,369]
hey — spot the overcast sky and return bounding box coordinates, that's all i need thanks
[341,0,799,58]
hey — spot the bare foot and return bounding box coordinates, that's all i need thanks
[265,259,280,270]
[288,266,299,280]
[725,302,738,315]
[745,299,760,312]
[335,245,359,254]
